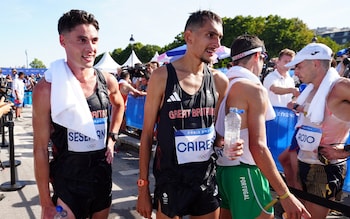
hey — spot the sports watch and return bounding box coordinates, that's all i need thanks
[108,132,119,142]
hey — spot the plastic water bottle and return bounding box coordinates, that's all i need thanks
[54,205,67,219]
[224,107,242,159]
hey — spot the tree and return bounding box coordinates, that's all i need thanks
[30,58,46,68]
[95,15,342,69]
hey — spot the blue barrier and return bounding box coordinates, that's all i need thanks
[125,94,146,130]
[342,135,350,193]
[265,107,298,172]
[23,91,32,107]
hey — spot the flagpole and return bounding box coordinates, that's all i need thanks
[25,50,28,68]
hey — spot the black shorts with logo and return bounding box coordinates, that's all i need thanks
[50,149,112,219]
[152,177,220,217]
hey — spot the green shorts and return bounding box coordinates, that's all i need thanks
[216,164,273,219]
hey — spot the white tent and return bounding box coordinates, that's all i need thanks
[122,50,142,67]
[150,51,159,62]
[94,52,121,73]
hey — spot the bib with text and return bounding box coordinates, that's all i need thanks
[296,125,322,152]
[67,117,107,152]
[174,125,215,164]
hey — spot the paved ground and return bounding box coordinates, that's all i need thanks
[0,107,149,219]
[0,107,349,219]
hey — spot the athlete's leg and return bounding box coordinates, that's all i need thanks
[92,206,111,219]
[190,207,219,219]
[219,208,231,219]
[56,198,76,219]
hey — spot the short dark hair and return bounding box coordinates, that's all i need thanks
[184,10,222,31]
[120,70,130,80]
[230,34,265,65]
[58,9,99,34]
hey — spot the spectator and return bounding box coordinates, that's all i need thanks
[118,70,146,132]
[12,72,25,121]
[263,48,299,107]
[138,72,150,92]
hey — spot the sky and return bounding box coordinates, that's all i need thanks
[1,0,349,68]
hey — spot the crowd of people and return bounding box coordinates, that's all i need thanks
[26,8,350,219]
[0,68,41,121]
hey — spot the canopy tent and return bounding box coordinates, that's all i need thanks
[150,51,159,62]
[122,50,142,67]
[94,52,121,73]
[157,52,171,64]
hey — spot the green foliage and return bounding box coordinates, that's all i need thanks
[29,58,46,68]
[93,15,344,68]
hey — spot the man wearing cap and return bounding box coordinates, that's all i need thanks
[285,43,350,218]
[214,34,310,219]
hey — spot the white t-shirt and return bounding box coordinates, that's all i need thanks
[263,70,295,107]
[12,77,25,99]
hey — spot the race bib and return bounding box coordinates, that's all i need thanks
[67,118,107,152]
[296,125,322,152]
[174,125,215,164]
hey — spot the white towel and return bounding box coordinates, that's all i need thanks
[295,67,340,125]
[226,66,276,121]
[44,59,98,140]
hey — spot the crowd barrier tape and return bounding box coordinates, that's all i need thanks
[125,94,146,130]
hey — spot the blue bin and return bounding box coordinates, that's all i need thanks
[125,95,146,130]
[342,134,350,193]
[23,91,32,106]
[266,107,298,172]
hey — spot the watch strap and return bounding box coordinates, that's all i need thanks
[108,132,119,141]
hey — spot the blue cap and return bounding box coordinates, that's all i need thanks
[56,205,63,213]
[336,48,349,57]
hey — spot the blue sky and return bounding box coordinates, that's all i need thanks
[1,0,348,68]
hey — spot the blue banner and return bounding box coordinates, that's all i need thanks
[0,67,46,76]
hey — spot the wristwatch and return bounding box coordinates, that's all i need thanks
[108,132,119,142]
[137,179,149,187]
[293,103,300,111]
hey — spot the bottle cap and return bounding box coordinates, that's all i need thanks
[56,205,63,213]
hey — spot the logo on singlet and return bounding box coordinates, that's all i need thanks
[166,92,181,102]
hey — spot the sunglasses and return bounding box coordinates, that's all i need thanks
[260,51,268,61]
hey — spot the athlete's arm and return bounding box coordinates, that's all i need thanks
[103,72,124,164]
[244,83,309,218]
[137,65,167,219]
[32,78,57,218]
